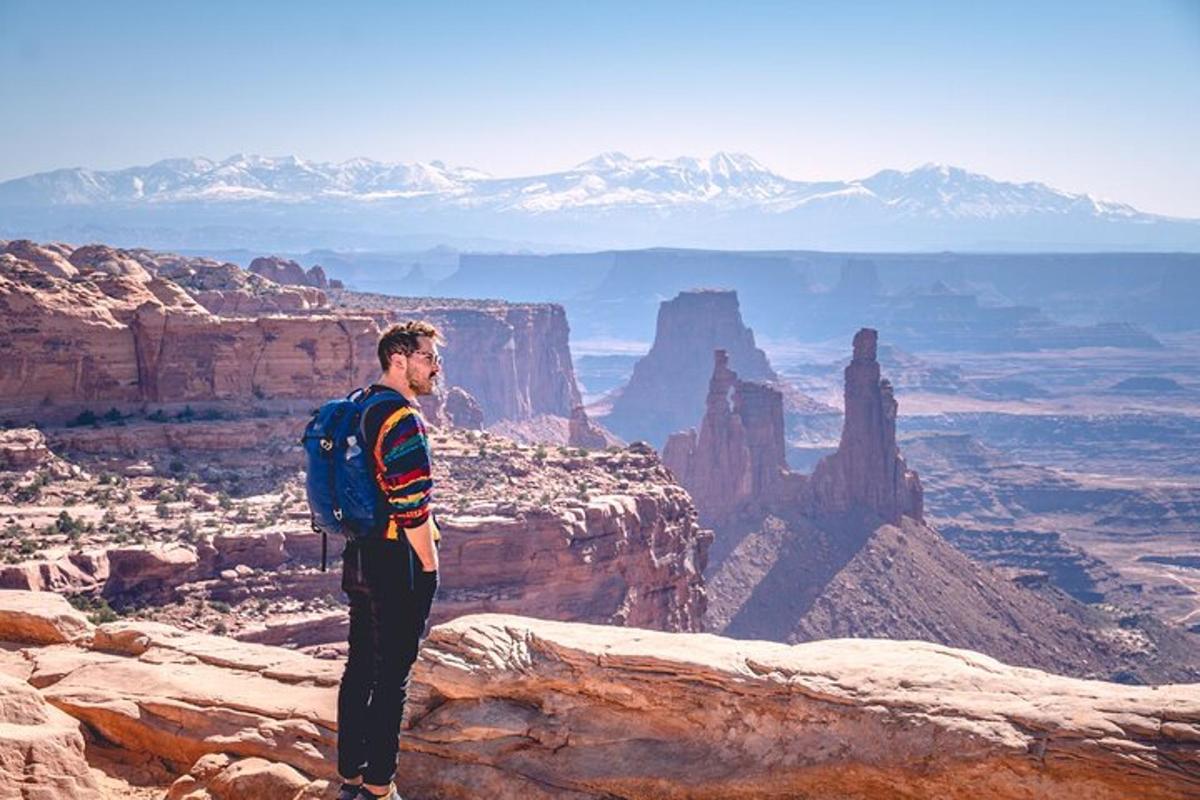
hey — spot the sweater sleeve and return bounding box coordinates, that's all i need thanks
[372,403,434,529]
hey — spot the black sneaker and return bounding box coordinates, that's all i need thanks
[336,782,363,800]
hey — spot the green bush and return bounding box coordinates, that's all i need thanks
[67,595,120,624]
[66,410,98,428]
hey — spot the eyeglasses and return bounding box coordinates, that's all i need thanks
[411,349,442,367]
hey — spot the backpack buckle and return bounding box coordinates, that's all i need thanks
[333,507,343,521]
[320,438,334,452]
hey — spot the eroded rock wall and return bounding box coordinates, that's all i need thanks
[1,241,583,425]
[328,290,584,423]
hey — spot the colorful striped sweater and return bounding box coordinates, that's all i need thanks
[362,385,438,540]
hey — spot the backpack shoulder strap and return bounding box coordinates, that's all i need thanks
[357,388,409,445]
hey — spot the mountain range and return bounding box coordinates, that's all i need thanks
[2,153,1198,251]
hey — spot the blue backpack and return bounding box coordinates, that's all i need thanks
[302,387,403,570]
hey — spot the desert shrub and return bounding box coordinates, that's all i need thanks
[54,510,85,539]
[179,516,199,542]
[68,595,120,625]
[66,410,98,428]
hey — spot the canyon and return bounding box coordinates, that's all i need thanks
[2,235,1198,797]
[664,329,1200,682]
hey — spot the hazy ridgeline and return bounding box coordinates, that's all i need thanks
[194,247,1199,348]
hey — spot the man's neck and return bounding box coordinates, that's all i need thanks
[377,374,417,403]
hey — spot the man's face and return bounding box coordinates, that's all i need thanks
[401,335,440,396]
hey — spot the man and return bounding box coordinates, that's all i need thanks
[337,320,443,800]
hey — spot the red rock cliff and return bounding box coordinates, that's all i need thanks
[0,242,582,425]
[332,291,583,423]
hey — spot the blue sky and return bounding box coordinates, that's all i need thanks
[1,0,1198,216]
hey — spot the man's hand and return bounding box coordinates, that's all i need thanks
[404,516,439,572]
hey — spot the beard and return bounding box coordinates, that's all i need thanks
[407,370,437,396]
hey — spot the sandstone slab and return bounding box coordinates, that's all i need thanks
[40,656,336,778]
[0,590,93,645]
[92,620,341,686]
[166,753,313,800]
[0,672,101,799]
[400,613,1200,800]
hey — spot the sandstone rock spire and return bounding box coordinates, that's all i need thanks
[663,349,787,524]
[810,328,923,522]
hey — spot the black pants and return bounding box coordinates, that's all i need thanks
[337,538,438,786]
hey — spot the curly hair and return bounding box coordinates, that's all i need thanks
[377,320,444,371]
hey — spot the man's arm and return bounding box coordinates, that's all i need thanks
[403,515,439,573]
[373,402,439,571]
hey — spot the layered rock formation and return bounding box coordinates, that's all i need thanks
[0,426,709,641]
[398,614,1200,800]
[663,350,787,525]
[4,596,1198,800]
[443,386,484,429]
[603,290,779,446]
[0,240,583,425]
[75,243,329,314]
[0,427,54,470]
[666,329,923,532]
[330,290,583,423]
[0,672,101,797]
[0,240,378,420]
[248,255,339,290]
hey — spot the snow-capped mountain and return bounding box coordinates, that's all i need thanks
[0,154,490,205]
[1,153,1195,251]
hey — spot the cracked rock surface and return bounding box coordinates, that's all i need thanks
[2,594,1199,799]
